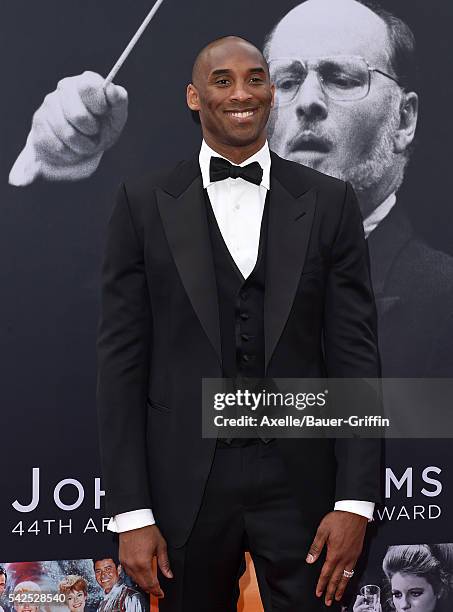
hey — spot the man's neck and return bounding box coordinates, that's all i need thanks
[202,134,267,165]
[104,580,120,595]
[356,172,403,219]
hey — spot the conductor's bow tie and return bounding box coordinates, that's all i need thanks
[209,156,263,186]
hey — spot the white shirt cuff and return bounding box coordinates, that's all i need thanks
[334,500,375,522]
[107,508,156,533]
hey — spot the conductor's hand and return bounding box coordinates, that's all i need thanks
[305,510,368,607]
[119,524,173,598]
[9,71,128,186]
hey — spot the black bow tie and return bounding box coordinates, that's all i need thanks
[209,156,263,186]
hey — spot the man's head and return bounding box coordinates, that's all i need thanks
[187,36,274,162]
[0,567,6,596]
[264,0,418,215]
[93,558,121,594]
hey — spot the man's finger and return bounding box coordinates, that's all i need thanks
[315,557,337,598]
[104,83,129,141]
[136,575,164,598]
[59,82,100,136]
[334,570,354,603]
[325,565,347,606]
[157,543,173,579]
[104,82,128,107]
[76,71,110,116]
[123,562,164,598]
[147,575,164,599]
[8,135,40,186]
[41,93,99,156]
[306,527,327,563]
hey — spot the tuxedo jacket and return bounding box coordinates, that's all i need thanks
[97,151,382,547]
[368,205,453,377]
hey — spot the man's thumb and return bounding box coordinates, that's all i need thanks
[306,530,327,563]
[157,547,173,579]
[104,83,128,106]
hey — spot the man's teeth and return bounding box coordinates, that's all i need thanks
[230,111,254,118]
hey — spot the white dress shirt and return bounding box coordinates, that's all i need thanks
[363,192,396,239]
[200,139,271,278]
[108,140,375,533]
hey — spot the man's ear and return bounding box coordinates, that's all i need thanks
[394,90,418,154]
[187,83,200,111]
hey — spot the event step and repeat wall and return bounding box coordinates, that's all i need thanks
[2,0,453,610]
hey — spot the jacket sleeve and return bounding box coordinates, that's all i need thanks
[323,181,382,505]
[96,182,152,516]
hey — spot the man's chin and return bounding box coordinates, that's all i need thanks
[221,128,265,148]
[280,149,350,182]
[281,149,327,169]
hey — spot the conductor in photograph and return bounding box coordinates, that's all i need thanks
[96,36,381,611]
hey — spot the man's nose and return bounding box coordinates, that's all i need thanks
[230,82,253,103]
[294,70,328,120]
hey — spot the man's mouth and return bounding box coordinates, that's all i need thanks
[290,132,331,153]
[225,108,258,121]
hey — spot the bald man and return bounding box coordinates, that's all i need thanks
[265,0,453,378]
[265,0,416,220]
[97,35,381,611]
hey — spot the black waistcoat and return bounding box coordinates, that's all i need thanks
[204,190,269,379]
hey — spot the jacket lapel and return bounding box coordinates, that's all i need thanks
[265,153,317,370]
[155,151,317,372]
[156,157,222,365]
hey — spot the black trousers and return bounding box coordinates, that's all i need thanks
[158,439,339,611]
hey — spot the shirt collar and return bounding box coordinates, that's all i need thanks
[199,139,271,190]
[364,192,397,239]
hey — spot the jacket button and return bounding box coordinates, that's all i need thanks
[241,333,250,341]
[239,312,249,320]
[240,291,249,301]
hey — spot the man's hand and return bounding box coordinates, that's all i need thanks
[119,524,173,598]
[9,71,128,186]
[305,510,368,607]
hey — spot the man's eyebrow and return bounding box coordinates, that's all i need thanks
[210,67,267,77]
[210,69,231,77]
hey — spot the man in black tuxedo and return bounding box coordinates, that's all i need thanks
[97,36,381,611]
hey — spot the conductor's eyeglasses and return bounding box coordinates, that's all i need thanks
[268,55,399,104]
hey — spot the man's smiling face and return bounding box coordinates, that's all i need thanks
[94,559,120,593]
[187,37,274,154]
